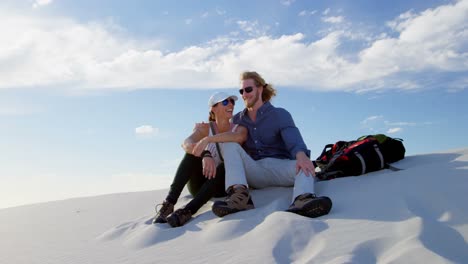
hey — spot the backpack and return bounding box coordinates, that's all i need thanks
[356,134,405,164]
[315,134,405,181]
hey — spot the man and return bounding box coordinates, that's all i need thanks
[193,71,332,218]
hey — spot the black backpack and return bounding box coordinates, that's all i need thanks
[315,134,405,181]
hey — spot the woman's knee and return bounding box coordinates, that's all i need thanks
[182,152,201,162]
[187,177,207,196]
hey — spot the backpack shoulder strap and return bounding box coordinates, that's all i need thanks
[319,144,335,158]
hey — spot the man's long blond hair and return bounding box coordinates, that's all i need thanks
[240,71,276,102]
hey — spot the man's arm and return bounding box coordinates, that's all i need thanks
[278,109,311,158]
[277,109,315,176]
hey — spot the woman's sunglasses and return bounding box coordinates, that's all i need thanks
[239,86,254,95]
[213,98,235,107]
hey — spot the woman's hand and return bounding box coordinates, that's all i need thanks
[194,122,206,130]
[202,157,217,179]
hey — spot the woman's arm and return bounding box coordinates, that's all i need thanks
[181,123,209,153]
[208,125,248,144]
[192,125,248,156]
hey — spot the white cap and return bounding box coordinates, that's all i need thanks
[208,92,238,107]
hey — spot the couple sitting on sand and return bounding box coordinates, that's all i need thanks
[153,71,332,227]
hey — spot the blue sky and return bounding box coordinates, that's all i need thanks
[1,0,467,209]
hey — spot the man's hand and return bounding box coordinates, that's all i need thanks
[192,137,210,157]
[295,151,316,177]
[202,157,217,179]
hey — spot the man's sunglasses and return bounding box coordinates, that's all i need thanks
[239,86,254,95]
[213,98,235,107]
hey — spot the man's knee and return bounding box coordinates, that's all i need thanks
[220,142,243,154]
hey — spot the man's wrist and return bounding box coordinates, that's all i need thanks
[295,149,311,159]
[295,151,306,159]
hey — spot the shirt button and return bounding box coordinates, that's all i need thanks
[254,127,256,130]
[255,140,258,143]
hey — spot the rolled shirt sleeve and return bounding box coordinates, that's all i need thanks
[277,108,311,158]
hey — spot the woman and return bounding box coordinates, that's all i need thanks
[153,92,247,227]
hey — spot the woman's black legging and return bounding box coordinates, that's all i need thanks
[165,153,226,214]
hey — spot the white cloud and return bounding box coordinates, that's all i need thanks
[322,16,345,24]
[280,0,295,6]
[185,19,192,25]
[387,127,403,134]
[33,0,53,8]
[323,8,331,15]
[215,8,226,16]
[236,20,270,37]
[448,77,468,92]
[335,0,468,90]
[299,10,317,17]
[135,125,158,136]
[361,115,384,132]
[385,121,416,126]
[362,115,433,133]
[362,115,384,124]
[395,81,421,90]
[0,0,467,92]
[386,11,417,32]
[201,12,209,18]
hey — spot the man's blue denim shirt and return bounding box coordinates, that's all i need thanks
[232,101,311,160]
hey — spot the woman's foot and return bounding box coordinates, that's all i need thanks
[152,200,174,224]
[167,208,193,227]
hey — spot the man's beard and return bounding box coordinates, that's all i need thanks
[245,91,260,108]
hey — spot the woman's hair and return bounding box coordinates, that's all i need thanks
[208,111,216,122]
[240,71,276,102]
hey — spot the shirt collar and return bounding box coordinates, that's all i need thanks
[242,101,273,115]
[239,101,273,119]
[258,101,272,113]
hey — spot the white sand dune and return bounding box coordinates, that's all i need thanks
[1,149,467,264]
